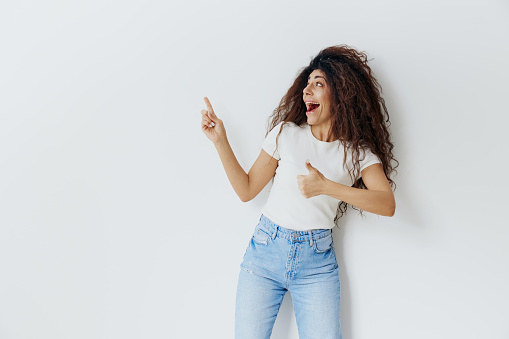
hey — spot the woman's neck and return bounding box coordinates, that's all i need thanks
[310,122,334,142]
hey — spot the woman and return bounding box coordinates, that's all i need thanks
[201,45,398,339]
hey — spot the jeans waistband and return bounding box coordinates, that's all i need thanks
[258,214,332,246]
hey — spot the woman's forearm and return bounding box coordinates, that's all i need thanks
[214,138,250,202]
[321,179,395,217]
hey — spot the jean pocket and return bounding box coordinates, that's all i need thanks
[252,225,271,245]
[313,233,333,253]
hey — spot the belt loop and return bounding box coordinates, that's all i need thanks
[271,225,278,240]
[308,230,313,246]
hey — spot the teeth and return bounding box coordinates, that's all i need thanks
[306,101,319,110]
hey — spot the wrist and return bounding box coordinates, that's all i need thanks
[321,178,348,201]
[321,178,332,195]
[213,137,228,148]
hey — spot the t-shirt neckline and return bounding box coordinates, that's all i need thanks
[306,123,340,146]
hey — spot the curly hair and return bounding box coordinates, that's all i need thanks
[265,44,399,227]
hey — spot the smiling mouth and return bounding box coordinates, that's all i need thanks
[306,103,320,113]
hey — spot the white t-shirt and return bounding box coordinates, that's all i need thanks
[260,121,381,231]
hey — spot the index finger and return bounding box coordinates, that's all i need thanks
[203,97,214,114]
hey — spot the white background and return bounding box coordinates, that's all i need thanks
[1,0,508,338]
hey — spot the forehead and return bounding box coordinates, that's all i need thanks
[308,69,326,80]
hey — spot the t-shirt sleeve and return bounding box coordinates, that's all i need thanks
[261,122,283,160]
[359,147,382,176]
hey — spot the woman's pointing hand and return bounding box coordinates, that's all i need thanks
[201,96,226,144]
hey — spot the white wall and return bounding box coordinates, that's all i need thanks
[1,0,508,338]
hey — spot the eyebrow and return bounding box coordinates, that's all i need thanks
[307,75,326,80]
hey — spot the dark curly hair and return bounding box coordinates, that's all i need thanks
[265,44,399,227]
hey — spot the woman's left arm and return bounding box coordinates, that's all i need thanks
[321,163,396,217]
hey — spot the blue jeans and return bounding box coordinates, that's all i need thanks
[235,214,342,339]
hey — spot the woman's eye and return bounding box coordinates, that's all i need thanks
[317,82,323,86]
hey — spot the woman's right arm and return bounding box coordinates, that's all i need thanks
[202,97,278,202]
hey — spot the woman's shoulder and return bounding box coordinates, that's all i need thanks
[280,121,307,130]
[269,120,300,132]
[266,121,306,140]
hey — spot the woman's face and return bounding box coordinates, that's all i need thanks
[302,69,332,126]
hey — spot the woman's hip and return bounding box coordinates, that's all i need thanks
[240,214,339,286]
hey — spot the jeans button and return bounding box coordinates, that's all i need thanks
[293,233,298,238]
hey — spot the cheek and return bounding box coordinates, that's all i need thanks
[320,94,331,108]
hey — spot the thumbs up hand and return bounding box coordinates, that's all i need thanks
[297,159,327,198]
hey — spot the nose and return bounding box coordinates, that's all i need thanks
[303,83,312,97]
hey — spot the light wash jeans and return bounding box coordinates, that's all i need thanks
[235,214,342,339]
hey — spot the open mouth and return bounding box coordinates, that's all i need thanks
[306,102,320,114]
